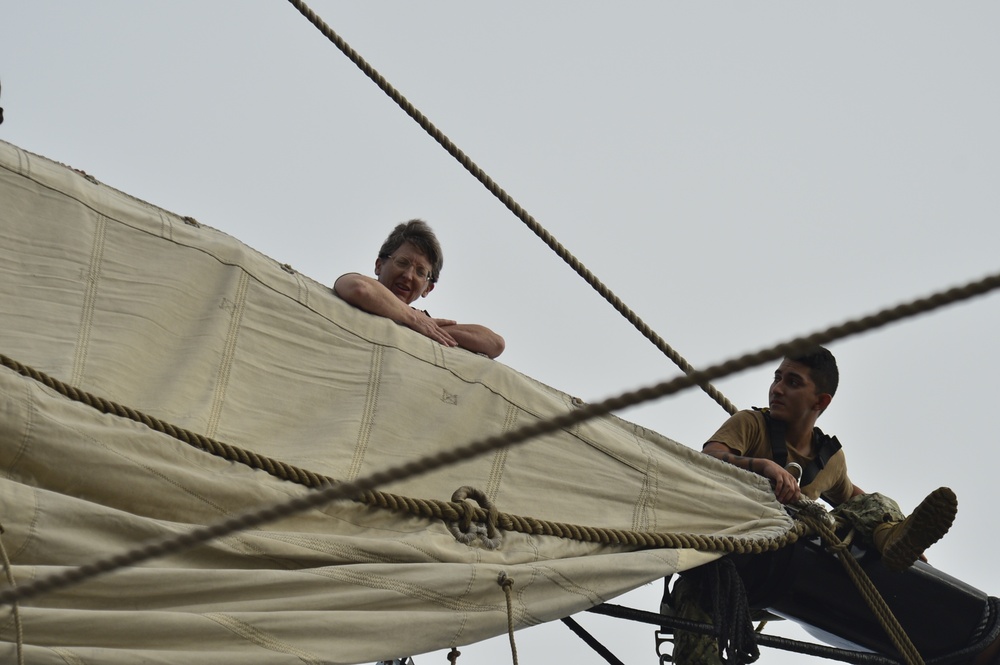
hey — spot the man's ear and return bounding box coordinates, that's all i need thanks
[815,393,833,413]
[374,257,384,277]
[420,281,435,298]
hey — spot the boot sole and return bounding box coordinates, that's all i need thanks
[882,487,957,571]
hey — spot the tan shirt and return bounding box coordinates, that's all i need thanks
[708,409,854,505]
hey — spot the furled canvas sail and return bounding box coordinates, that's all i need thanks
[0,139,793,664]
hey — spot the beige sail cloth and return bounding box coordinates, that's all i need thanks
[0,139,793,664]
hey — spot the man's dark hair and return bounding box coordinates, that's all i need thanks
[377,219,443,283]
[787,346,839,397]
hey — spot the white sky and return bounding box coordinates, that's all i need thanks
[3,2,999,663]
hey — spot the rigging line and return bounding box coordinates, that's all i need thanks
[0,351,799,556]
[798,513,922,665]
[1,267,998,608]
[591,603,903,665]
[283,0,739,416]
[561,616,626,665]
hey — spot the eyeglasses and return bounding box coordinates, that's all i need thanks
[385,254,434,282]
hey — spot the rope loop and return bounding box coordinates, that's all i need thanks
[787,498,836,526]
[450,487,502,549]
[447,647,460,665]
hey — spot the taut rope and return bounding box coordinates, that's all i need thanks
[796,513,924,665]
[284,0,739,416]
[2,267,999,607]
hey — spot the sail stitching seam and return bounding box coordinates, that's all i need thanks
[3,266,1000,607]
[284,0,740,416]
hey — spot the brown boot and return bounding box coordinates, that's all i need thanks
[873,487,957,572]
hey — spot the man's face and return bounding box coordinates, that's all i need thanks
[374,241,435,305]
[768,359,826,424]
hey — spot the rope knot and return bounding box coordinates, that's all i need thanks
[824,538,852,555]
[789,497,836,528]
[449,486,502,549]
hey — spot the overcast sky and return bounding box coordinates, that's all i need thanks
[3,2,999,663]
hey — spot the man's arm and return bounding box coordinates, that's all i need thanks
[437,321,505,359]
[334,274,503,357]
[334,273,459,348]
[703,441,802,505]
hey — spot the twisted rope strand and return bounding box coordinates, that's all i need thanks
[283,0,738,415]
[798,514,924,665]
[270,10,995,661]
[2,268,998,607]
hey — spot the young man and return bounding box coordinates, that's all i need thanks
[703,346,955,571]
[334,220,505,359]
[668,347,959,665]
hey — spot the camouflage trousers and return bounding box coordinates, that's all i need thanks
[830,491,905,541]
[669,573,725,665]
[669,493,906,664]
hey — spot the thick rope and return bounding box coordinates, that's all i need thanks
[449,486,502,549]
[267,11,998,655]
[2,268,999,607]
[498,573,519,665]
[447,647,460,665]
[797,513,924,665]
[925,596,1000,665]
[0,523,24,665]
[703,559,759,664]
[0,347,799,609]
[283,0,738,416]
[0,351,796,556]
[0,352,334,490]
[278,9,993,663]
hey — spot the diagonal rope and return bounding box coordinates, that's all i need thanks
[269,12,989,660]
[797,513,924,665]
[283,0,739,416]
[1,268,998,608]
[0,353,797,554]
[265,13,992,658]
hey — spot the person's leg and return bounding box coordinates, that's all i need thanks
[669,574,724,665]
[833,488,957,571]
